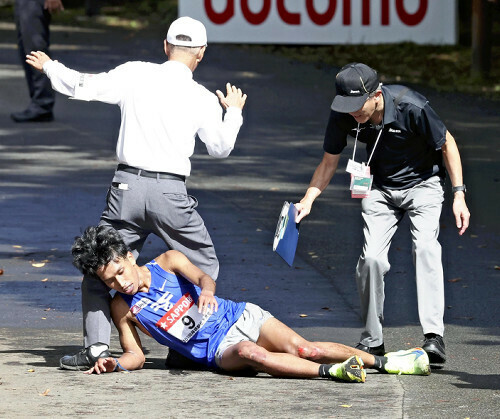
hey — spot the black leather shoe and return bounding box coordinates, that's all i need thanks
[422,334,446,363]
[59,343,111,370]
[355,342,386,356]
[11,109,54,122]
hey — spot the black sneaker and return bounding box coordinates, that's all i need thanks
[355,342,386,356]
[422,334,446,364]
[59,343,111,371]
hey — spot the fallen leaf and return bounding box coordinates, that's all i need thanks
[340,404,352,408]
[41,317,47,320]
[41,278,48,282]
[39,389,50,396]
[299,314,308,317]
[256,228,262,232]
[0,269,3,275]
[27,369,35,373]
[264,286,270,290]
[240,288,247,291]
[321,307,330,310]
[494,266,500,270]
[470,234,478,238]
[448,278,462,283]
[13,245,22,248]
[32,262,45,268]
[44,308,51,312]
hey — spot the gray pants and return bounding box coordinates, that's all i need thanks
[356,176,445,347]
[82,168,219,347]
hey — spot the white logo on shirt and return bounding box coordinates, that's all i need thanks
[350,89,361,94]
[150,292,174,312]
[388,128,402,133]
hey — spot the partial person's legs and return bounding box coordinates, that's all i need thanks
[147,178,219,280]
[61,174,150,369]
[356,188,403,349]
[12,0,55,120]
[403,176,446,363]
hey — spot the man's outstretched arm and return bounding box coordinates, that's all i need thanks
[26,50,122,104]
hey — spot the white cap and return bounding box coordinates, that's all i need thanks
[166,16,207,47]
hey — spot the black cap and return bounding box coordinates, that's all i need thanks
[331,63,379,113]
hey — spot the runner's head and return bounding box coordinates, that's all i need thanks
[72,225,129,278]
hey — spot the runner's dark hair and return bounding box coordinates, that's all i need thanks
[72,225,130,277]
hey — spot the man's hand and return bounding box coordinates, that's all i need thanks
[26,51,52,72]
[84,357,116,375]
[44,0,64,14]
[216,83,247,110]
[453,193,470,235]
[295,201,312,223]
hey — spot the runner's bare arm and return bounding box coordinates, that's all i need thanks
[156,250,218,314]
[85,295,146,374]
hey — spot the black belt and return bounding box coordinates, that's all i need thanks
[117,164,185,181]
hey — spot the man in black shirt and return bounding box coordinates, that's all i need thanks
[296,63,470,364]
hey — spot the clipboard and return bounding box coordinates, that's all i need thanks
[273,201,300,266]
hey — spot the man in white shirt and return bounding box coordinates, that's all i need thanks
[26,16,247,369]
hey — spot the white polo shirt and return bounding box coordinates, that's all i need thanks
[43,60,243,176]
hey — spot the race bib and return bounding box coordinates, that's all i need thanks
[155,293,210,343]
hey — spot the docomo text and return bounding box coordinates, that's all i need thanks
[204,0,429,26]
[180,0,457,45]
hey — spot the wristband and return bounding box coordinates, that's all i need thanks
[113,357,131,372]
[452,185,466,194]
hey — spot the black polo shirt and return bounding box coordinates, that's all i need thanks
[323,85,447,190]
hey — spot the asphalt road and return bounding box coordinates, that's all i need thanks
[0,19,499,418]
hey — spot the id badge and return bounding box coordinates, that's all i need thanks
[350,165,373,199]
[346,159,367,177]
[155,293,210,343]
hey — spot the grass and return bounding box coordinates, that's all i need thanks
[1,1,498,99]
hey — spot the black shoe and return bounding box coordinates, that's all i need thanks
[11,109,54,122]
[165,349,206,370]
[59,343,111,371]
[422,334,446,364]
[355,342,386,356]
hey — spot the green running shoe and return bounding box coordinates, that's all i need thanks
[384,347,431,375]
[328,355,366,383]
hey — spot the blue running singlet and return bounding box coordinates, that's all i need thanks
[119,260,246,368]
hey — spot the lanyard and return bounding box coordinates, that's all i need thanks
[352,122,384,166]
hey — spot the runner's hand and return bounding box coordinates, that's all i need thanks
[84,357,116,375]
[198,290,218,315]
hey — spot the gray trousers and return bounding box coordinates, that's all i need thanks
[82,168,219,347]
[356,176,445,347]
